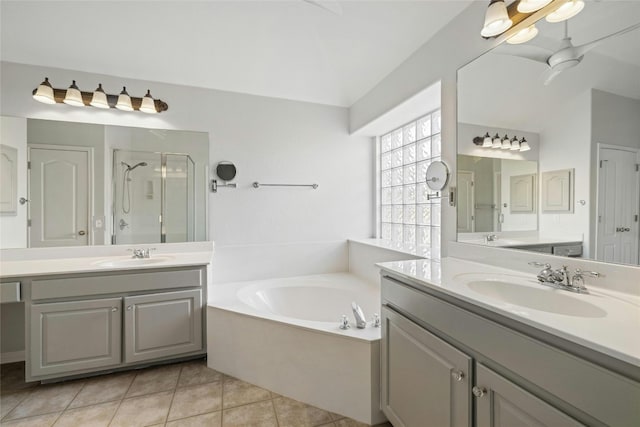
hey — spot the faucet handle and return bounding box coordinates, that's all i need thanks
[528,261,551,269]
[574,268,601,278]
[339,315,350,330]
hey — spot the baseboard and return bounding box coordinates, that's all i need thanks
[0,350,25,364]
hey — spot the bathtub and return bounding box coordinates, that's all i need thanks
[207,272,385,425]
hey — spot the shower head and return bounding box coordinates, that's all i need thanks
[122,161,148,171]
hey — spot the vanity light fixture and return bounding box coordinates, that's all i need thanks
[501,134,511,149]
[510,136,521,150]
[90,84,110,109]
[492,133,502,149]
[545,0,584,23]
[482,132,493,147]
[31,78,168,113]
[481,0,513,37]
[519,137,531,151]
[506,24,539,44]
[517,0,552,13]
[63,80,84,107]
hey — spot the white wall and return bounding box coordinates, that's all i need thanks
[1,61,374,281]
[538,90,591,255]
[0,116,27,249]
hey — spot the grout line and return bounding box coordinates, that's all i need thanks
[271,398,280,427]
[49,380,86,426]
[107,368,138,426]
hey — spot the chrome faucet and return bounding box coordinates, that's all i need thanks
[529,262,600,293]
[130,248,156,259]
[352,302,367,329]
[485,234,498,242]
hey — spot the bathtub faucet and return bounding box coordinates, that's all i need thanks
[351,302,367,329]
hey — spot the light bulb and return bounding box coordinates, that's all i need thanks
[506,24,539,44]
[546,0,584,23]
[139,90,157,114]
[32,77,56,104]
[116,87,133,111]
[90,83,110,109]
[481,0,513,37]
[517,0,552,13]
[63,80,84,107]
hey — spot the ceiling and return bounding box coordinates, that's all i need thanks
[0,0,472,107]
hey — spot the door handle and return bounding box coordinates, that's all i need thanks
[78,230,86,236]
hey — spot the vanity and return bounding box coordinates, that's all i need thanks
[0,246,212,382]
[378,258,639,427]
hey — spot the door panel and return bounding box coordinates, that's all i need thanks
[29,147,89,247]
[475,364,584,427]
[30,298,121,377]
[381,306,471,427]
[457,171,475,233]
[124,289,202,363]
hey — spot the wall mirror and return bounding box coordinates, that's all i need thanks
[0,117,209,249]
[456,1,640,266]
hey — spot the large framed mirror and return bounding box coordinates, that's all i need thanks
[0,117,209,249]
[457,1,640,266]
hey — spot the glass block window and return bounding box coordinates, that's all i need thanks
[379,110,442,259]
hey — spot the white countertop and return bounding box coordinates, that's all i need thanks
[377,257,640,367]
[0,251,213,279]
[458,236,582,247]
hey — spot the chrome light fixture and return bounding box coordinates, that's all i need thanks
[517,0,552,13]
[481,0,513,37]
[546,0,584,23]
[519,137,531,151]
[116,87,134,111]
[90,83,109,109]
[506,24,539,44]
[63,80,84,107]
[139,90,157,114]
[482,132,493,147]
[32,77,56,104]
[510,136,521,150]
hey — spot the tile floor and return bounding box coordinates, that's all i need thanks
[0,360,392,427]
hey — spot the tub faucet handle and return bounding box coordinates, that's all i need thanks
[372,313,381,328]
[339,315,350,330]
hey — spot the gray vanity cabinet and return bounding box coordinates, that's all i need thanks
[475,364,584,427]
[29,297,122,377]
[124,289,202,363]
[381,306,471,427]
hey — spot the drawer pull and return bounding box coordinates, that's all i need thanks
[451,370,465,382]
[127,305,133,311]
[472,386,487,398]
[111,307,118,312]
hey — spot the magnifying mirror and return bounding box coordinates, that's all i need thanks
[425,160,449,191]
[216,161,237,181]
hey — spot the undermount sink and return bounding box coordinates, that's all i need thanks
[453,273,607,318]
[94,256,174,268]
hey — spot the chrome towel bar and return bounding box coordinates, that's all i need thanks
[252,182,318,189]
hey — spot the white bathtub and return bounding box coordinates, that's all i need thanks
[207,272,385,424]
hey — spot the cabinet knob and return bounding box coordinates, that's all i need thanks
[111,307,118,312]
[472,386,487,398]
[451,370,465,382]
[127,305,133,311]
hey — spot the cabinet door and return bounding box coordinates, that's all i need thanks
[475,364,584,427]
[381,306,471,427]
[124,289,202,363]
[30,298,122,377]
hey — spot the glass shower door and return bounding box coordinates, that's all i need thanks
[164,154,195,243]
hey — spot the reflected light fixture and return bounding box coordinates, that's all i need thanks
[546,0,584,23]
[510,136,521,150]
[492,133,502,148]
[519,137,531,151]
[506,24,539,44]
[517,0,552,13]
[139,90,157,114]
[501,134,511,149]
[482,132,493,147]
[63,80,84,107]
[116,86,134,111]
[32,77,56,104]
[481,0,513,37]
[90,83,109,109]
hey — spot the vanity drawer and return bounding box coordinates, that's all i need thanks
[0,281,21,303]
[31,267,205,300]
[382,275,640,427]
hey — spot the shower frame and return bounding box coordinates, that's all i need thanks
[111,149,196,244]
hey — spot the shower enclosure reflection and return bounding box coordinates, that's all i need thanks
[113,149,196,244]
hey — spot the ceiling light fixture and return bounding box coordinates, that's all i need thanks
[517,0,552,13]
[506,24,539,44]
[90,84,110,109]
[481,0,513,37]
[545,0,584,23]
[31,78,168,113]
[32,77,56,104]
[63,80,84,107]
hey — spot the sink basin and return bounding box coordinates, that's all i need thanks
[454,273,607,318]
[94,256,174,268]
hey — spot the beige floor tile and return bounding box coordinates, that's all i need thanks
[316,424,336,427]
[334,418,369,427]
[109,391,173,427]
[167,382,222,421]
[68,372,135,408]
[177,360,223,388]
[0,412,60,427]
[166,411,222,427]
[222,378,271,409]
[222,400,277,427]
[0,390,31,420]
[329,412,345,421]
[125,364,181,398]
[53,401,119,427]
[272,396,333,427]
[3,381,83,421]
